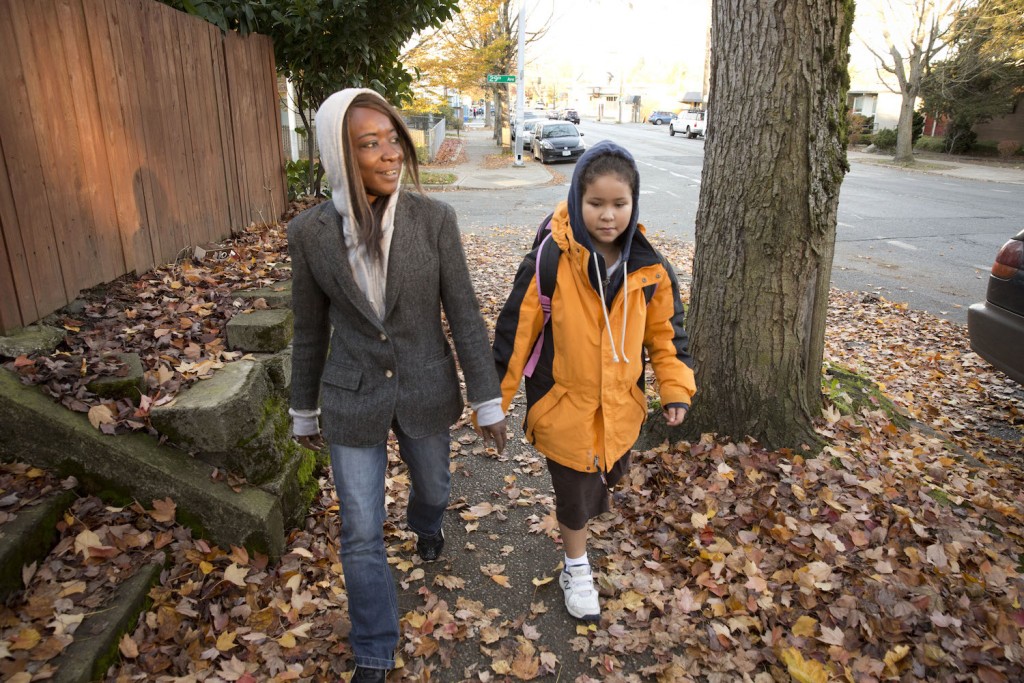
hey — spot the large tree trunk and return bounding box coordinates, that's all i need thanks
[894,91,917,161]
[681,0,852,450]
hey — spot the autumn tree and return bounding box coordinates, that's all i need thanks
[158,0,459,192]
[678,0,853,450]
[405,0,549,145]
[858,0,964,162]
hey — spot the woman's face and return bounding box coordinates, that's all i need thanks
[348,106,403,202]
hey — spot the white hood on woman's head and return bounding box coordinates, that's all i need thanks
[315,88,390,220]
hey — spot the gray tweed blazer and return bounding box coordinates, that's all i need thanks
[288,193,501,447]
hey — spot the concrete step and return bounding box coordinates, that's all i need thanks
[0,489,77,600]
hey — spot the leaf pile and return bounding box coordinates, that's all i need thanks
[429,138,469,167]
[0,223,292,436]
[1,229,1022,682]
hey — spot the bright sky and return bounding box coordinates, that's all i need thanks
[523,0,711,91]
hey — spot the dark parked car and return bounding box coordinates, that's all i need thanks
[531,121,585,164]
[563,109,580,124]
[647,110,674,125]
[968,228,1024,384]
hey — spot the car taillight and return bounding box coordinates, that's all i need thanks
[992,239,1023,279]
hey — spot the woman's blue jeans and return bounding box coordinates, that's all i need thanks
[329,425,451,670]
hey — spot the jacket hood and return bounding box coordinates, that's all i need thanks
[315,88,395,224]
[566,140,641,269]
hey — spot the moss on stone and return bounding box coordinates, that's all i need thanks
[822,362,909,429]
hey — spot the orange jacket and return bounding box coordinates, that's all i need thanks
[493,202,696,474]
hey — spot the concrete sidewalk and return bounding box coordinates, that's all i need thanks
[847,149,1024,184]
[448,122,553,190]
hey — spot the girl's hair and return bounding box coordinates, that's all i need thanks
[579,152,639,195]
[342,94,423,261]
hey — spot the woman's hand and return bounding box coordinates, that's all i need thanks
[663,406,688,427]
[295,434,326,451]
[477,419,508,454]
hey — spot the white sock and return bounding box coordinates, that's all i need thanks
[564,552,589,570]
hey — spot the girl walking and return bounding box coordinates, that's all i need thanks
[493,140,696,621]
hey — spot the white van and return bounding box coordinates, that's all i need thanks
[669,110,706,139]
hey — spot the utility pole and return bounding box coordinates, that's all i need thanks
[513,1,525,167]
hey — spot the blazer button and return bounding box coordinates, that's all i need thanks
[385,369,394,378]
[379,332,388,341]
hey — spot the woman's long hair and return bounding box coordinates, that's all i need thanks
[342,94,423,261]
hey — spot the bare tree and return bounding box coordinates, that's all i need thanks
[858,0,964,162]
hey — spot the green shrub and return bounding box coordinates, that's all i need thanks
[912,111,925,145]
[969,140,1000,156]
[944,118,977,154]
[286,159,330,200]
[997,140,1022,158]
[846,112,874,146]
[914,135,946,153]
[873,128,898,151]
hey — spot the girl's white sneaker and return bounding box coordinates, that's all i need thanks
[559,564,600,621]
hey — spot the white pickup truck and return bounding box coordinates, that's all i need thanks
[669,110,706,139]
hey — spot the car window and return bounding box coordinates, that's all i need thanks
[543,124,576,138]
[524,120,537,131]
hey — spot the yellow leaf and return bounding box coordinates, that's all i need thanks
[199,561,214,575]
[87,404,115,430]
[691,512,709,529]
[223,563,248,587]
[491,574,511,588]
[717,462,736,481]
[792,615,818,638]
[883,644,910,676]
[621,590,645,611]
[531,576,554,587]
[277,632,297,649]
[778,646,828,683]
[10,627,41,651]
[216,630,237,651]
[74,529,103,557]
[403,612,427,629]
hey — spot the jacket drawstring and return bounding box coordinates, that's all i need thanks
[620,260,630,363]
[594,252,629,364]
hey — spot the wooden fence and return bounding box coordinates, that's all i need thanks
[0,0,286,334]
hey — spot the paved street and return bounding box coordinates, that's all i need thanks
[442,120,1024,323]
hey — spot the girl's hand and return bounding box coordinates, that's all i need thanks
[295,434,325,451]
[663,406,687,427]
[476,419,508,454]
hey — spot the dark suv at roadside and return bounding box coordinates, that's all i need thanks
[563,109,580,124]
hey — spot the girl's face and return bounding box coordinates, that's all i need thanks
[348,106,403,202]
[581,173,633,254]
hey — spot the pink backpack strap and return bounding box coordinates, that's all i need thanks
[524,233,553,378]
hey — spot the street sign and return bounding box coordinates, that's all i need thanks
[487,74,516,83]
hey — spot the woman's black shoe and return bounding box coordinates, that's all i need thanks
[416,529,444,562]
[351,665,388,682]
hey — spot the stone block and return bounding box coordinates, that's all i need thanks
[235,281,292,309]
[0,490,76,600]
[0,370,285,557]
[0,325,65,358]
[252,346,292,397]
[226,309,293,353]
[150,361,271,470]
[86,352,145,400]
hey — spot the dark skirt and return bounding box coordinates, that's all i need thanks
[546,453,631,531]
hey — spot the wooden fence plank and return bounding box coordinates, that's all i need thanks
[57,0,125,285]
[0,143,30,330]
[83,0,147,276]
[0,0,283,333]
[4,0,71,315]
[210,28,242,232]
[224,32,252,227]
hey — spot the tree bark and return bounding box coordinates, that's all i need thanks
[681,0,853,451]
